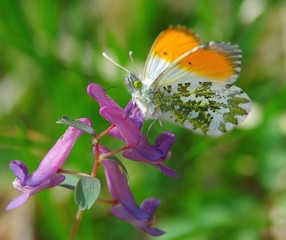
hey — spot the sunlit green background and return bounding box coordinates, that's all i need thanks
[1,0,286,239]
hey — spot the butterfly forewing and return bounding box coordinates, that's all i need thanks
[143,26,201,84]
[149,42,242,89]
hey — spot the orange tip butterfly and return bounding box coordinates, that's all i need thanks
[103,26,251,137]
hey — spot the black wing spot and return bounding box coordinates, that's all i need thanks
[163,51,168,55]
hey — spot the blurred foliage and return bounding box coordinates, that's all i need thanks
[0,0,286,239]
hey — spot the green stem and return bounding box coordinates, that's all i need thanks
[69,207,84,240]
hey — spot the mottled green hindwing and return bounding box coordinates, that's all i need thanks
[151,81,250,136]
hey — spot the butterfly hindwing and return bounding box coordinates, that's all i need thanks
[150,81,250,136]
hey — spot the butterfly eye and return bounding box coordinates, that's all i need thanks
[133,80,143,90]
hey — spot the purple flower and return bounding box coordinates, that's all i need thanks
[6,118,92,210]
[87,83,177,177]
[101,156,164,236]
[6,161,65,211]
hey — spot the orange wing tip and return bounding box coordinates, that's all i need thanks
[152,26,201,62]
[207,41,242,74]
[178,41,242,83]
[166,25,200,38]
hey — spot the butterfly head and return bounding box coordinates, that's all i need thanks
[124,73,143,93]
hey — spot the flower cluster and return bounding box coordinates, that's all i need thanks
[6,83,177,236]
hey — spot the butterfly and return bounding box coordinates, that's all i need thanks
[105,26,251,137]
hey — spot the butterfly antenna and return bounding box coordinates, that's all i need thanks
[102,52,130,74]
[128,51,139,75]
[104,85,123,91]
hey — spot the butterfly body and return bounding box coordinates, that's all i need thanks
[124,26,251,137]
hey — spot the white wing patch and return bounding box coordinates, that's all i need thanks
[142,56,209,88]
[148,81,251,136]
[143,55,170,86]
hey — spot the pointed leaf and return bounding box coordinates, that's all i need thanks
[57,116,96,135]
[74,177,101,210]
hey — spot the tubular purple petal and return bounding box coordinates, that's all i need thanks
[87,83,144,137]
[121,132,178,177]
[87,83,121,110]
[100,107,168,160]
[110,199,164,236]
[123,149,179,178]
[100,106,147,146]
[102,159,150,220]
[102,159,164,235]
[6,118,91,210]
[26,118,91,187]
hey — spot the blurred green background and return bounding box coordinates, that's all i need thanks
[1,0,286,239]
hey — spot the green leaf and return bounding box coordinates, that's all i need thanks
[74,177,101,210]
[57,115,96,136]
[59,174,79,191]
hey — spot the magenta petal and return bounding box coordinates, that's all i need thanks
[87,83,144,140]
[101,107,167,160]
[124,100,133,115]
[100,106,147,146]
[140,198,161,216]
[123,149,179,178]
[155,132,176,155]
[155,163,179,178]
[5,192,30,211]
[44,174,65,188]
[87,83,122,110]
[9,160,28,184]
[124,101,144,128]
[26,118,91,187]
[87,83,144,128]
[5,174,64,211]
[102,159,150,220]
[87,83,175,167]
[6,118,90,210]
[144,227,165,237]
[110,199,165,236]
[120,148,174,177]
[110,204,134,221]
[109,103,144,139]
